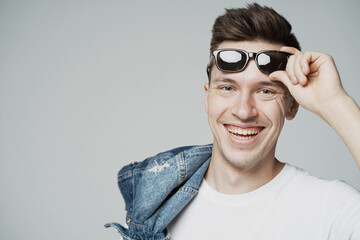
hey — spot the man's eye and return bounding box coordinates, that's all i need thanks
[222,86,233,91]
[261,89,274,94]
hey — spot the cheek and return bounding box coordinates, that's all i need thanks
[259,97,287,129]
[274,95,288,118]
[207,94,230,117]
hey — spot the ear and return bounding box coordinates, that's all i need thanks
[204,83,209,113]
[285,97,299,120]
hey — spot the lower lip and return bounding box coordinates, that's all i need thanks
[226,127,263,147]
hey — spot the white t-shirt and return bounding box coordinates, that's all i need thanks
[167,163,360,240]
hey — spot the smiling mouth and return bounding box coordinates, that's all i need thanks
[227,127,262,141]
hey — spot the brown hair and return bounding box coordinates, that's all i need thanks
[210,3,301,52]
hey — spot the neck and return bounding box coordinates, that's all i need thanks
[204,154,284,195]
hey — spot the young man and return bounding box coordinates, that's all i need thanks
[106,4,360,240]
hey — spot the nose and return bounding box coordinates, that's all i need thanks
[231,91,258,121]
[229,59,260,120]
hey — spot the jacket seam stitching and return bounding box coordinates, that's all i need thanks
[118,168,146,181]
[179,186,198,196]
[177,152,186,184]
[131,222,147,228]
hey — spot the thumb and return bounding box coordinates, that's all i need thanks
[269,70,293,90]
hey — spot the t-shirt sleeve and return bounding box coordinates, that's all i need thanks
[325,180,360,239]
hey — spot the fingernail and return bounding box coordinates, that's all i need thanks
[299,76,307,85]
[290,76,298,84]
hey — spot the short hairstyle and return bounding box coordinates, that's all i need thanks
[210,3,301,52]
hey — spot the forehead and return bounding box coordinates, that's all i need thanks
[217,40,283,52]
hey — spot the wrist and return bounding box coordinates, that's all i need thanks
[319,92,359,130]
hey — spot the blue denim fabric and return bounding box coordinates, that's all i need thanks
[105,144,212,240]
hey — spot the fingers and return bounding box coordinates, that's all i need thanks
[280,46,299,55]
[300,51,311,75]
[285,54,298,84]
[293,53,307,85]
[277,47,314,86]
[272,47,333,89]
[280,47,309,86]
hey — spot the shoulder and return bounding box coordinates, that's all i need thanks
[283,163,360,206]
[117,144,213,182]
[285,164,358,190]
[286,166,360,238]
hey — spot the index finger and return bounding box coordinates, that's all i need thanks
[280,46,302,55]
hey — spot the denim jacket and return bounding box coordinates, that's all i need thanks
[105,144,213,240]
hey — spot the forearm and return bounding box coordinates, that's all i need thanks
[319,93,360,170]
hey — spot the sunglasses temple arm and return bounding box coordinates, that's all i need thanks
[206,52,214,80]
[206,64,210,79]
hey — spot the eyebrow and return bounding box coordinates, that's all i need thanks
[211,78,237,85]
[256,81,287,89]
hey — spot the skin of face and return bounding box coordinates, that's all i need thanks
[204,40,299,175]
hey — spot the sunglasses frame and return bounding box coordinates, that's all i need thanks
[207,49,291,77]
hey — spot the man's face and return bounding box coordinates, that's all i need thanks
[205,40,298,168]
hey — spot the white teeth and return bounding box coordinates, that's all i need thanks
[228,128,259,136]
[232,135,253,140]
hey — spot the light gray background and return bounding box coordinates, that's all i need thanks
[1,0,359,239]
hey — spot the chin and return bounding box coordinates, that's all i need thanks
[222,142,276,168]
[230,160,262,169]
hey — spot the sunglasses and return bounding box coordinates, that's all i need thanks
[207,49,291,76]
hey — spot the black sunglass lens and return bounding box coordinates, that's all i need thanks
[217,51,247,72]
[257,52,289,73]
